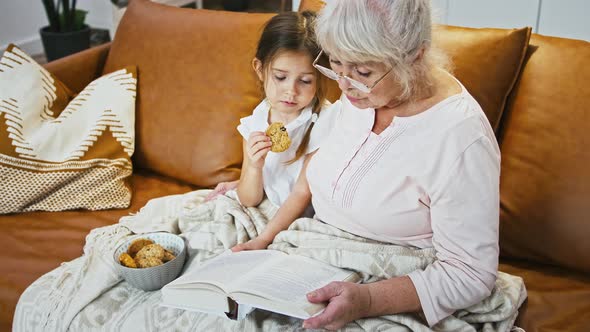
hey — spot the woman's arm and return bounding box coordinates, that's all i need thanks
[233,152,315,251]
[406,136,500,326]
[303,276,421,330]
[236,133,271,207]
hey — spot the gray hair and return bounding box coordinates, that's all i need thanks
[316,0,447,100]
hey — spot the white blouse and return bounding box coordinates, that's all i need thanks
[307,86,501,326]
[237,99,334,208]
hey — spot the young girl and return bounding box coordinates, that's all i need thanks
[205,11,333,248]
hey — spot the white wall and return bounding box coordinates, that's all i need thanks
[432,0,589,41]
[0,0,49,55]
[538,0,590,42]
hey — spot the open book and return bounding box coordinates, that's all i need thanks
[161,250,360,319]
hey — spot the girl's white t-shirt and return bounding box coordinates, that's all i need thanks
[237,99,335,209]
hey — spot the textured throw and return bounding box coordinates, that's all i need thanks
[0,44,136,213]
[14,191,526,331]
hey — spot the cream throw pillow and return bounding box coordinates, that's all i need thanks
[0,44,136,213]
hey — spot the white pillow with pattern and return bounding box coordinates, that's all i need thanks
[0,44,136,213]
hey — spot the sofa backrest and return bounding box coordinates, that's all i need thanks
[432,26,530,131]
[103,0,274,187]
[498,34,590,274]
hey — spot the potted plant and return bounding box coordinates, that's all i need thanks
[40,0,90,61]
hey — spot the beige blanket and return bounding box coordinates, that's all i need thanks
[13,190,526,332]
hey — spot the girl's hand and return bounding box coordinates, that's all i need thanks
[246,131,272,169]
[231,236,272,252]
[303,282,372,331]
[205,180,239,202]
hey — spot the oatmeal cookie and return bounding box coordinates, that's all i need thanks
[119,253,137,268]
[135,256,163,268]
[162,249,176,262]
[127,238,154,257]
[265,122,291,153]
[135,243,165,260]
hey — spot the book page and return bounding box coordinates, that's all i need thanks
[230,254,356,305]
[168,249,283,291]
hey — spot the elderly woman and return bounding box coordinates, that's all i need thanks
[234,0,501,329]
[298,0,501,330]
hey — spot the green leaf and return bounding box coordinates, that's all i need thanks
[58,9,87,32]
[73,9,87,30]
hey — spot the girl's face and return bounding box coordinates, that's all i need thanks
[328,55,401,110]
[254,50,318,116]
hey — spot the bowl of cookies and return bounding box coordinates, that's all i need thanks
[114,232,186,291]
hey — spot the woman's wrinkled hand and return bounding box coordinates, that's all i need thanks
[246,131,272,169]
[205,180,239,202]
[231,236,273,252]
[303,282,372,331]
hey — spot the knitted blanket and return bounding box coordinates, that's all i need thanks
[13,190,526,331]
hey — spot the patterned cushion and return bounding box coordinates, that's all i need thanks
[0,45,136,213]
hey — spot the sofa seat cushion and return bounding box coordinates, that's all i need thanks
[0,171,196,331]
[500,260,590,332]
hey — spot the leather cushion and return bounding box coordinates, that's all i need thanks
[498,34,590,274]
[0,171,196,331]
[432,25,531,131]
[103,0,275,188]
[298,0,325,12]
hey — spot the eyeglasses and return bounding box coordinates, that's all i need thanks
[312,50,392,94]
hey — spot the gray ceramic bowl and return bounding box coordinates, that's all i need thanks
[114,232,186,291]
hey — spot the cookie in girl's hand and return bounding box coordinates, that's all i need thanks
[265,122,291,152]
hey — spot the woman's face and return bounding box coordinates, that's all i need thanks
[328,55,401,109]
[253,50,318,116]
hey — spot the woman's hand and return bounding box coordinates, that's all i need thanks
[205,180,239,202]
[246,131,272,169]
[231,236,273,252]
[303,282,372,331]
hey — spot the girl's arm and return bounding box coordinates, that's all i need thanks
[205,180,240,202]
[233,151,315,251]
[236,133,271,207]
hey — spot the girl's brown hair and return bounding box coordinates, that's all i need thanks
[255,10,328,164]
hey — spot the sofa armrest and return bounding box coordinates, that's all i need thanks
[43,43,111,93]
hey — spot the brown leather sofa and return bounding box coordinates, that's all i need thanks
[2,0,589,330]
